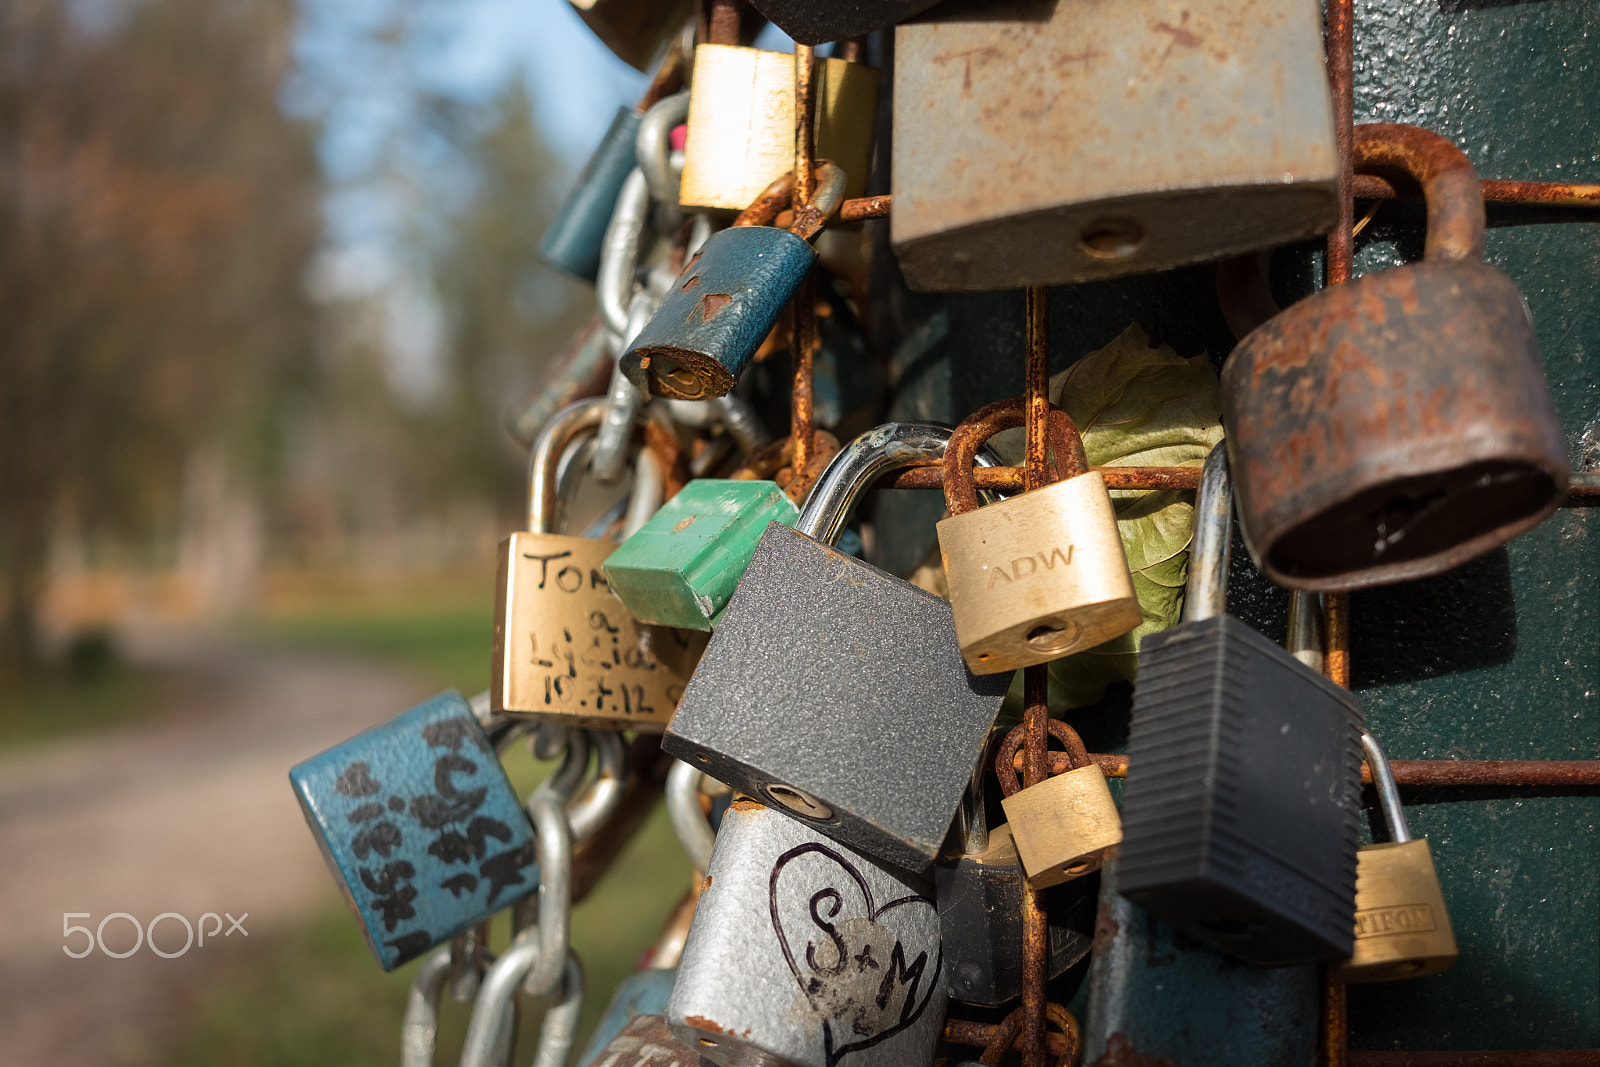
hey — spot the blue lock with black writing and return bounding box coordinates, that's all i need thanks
[289,690,537,971]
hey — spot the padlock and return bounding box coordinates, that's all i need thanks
[567,0,691,73]
[491,397,703,729]
[997,719,1121,890]
[575,970,680,1066]
[662,422,1012,873]
[935,745,1096,1006]
[666,799,945,1067]
[678,43,877,212]
[602,477,800,630]
[1221,122,1568,591]
[289,690,540,971]
[1118,443,1366,966]
[891,0,1339,290]
[746,0,941,46]
[458,927,585,1067]
[582,1013,708,1067]
[1339,732,1459,983]
[938,397,1141,674]
[540,107,643,283]
[621,164,845,402]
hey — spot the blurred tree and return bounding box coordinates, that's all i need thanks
[0,0,320,672]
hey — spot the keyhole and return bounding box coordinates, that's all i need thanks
[1026,619,1081,655]
[765,783,833,820]
[1079,218,1144,260]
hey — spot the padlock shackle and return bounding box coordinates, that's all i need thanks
[527,398,606,534]
[1361,732,1412,844]
[399,947,451,1067]
[728,160,846,239]
[1181,442,1233,624]
[942,397,1089,516]
[666,759,717,873]
[597,167,654,338]
[635,90,689,206]
[1353,123,1485,265]
[458,936,584,1067]
[795,421,1005,545]
[994,719,1093,796]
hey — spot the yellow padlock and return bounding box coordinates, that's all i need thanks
[998,720,1121,890]
[1339,733,1459,982]
[678,43,878,212]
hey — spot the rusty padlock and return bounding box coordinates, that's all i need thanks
[621,164,845,402]
[891,0,1339,290]
[1221,123,1569,591]
[938,398,1141,674]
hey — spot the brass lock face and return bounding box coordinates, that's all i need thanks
[678,44,878,212]
[1339,839,1459,983]
[940,470,1141,673]
[493,532,703,729]
[1001,764,1121,890]
[938,398,1140,675]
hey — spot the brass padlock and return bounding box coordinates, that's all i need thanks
[997,720,1121,890]
[491,398,702,729]
[566,0,692,73]
[1339,732,1459,983]
[677,44,878,212]
[938,397,1141,675]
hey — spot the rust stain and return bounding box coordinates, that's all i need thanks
[700,873,713,891]
[672,515,697,533]
[1152,20,1201,48]
[1095,1032,1180,1067]
[684,1015,727,1034]
[730,798,764,811]
[680,272,702,292]
[691,293,733,322]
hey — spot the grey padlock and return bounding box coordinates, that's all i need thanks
[667,799,945,1067]
[661,422,1013,873]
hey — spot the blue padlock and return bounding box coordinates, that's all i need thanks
[289,690,538,970]
[620,162,845,402]
[539,107,642,283]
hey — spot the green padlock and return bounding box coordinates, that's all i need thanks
[601,479,798,631]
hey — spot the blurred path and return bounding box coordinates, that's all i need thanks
[0,627,429,1067]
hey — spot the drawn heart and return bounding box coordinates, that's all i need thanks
[769,842,942,1067]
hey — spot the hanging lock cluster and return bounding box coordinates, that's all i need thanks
[281,1,1582,1062]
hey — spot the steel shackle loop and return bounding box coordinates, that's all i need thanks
[519,789,573,999]
[942,397,1088,517]
[563,728,628,843]
[994,719,1092,798]
[598,168,654,338]
[635,91,689,206]
[1353,123,1485,265]
[399,947,451,1067]
[797,421,1011,544]
[458,934,584,1067]
[1361,732,1412,845]
[666,759,717,874]
[527,398,606,534]
[1180,442,1233,625]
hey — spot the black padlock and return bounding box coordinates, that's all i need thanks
[1118,443,1365,966]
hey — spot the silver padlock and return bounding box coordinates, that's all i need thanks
[666,799,946,1067]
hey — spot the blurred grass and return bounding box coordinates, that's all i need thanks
[0,664,166,748]
[169,594,694,1065]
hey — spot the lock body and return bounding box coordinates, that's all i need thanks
[622,225,818,401]
[1221,258,1568,591]
[1120,614,1365,965]
[891,0,1338,290]
[492,531,702,729]
[540,106,642,282]
[747,0,942,46]
[679,44,878,212]
[289,691,538,971]
[938,470,1141,673]
[662,522,1011,873]
[603,478,800,630]
[667,801,946,1067]
[567,0,691,72]
[934,823,1096,1006]
[1001,764,1122,890]
[1339,839,1459,983]
[575,969,678,1065]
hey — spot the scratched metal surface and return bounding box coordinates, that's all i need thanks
[868,0,1599,1055]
